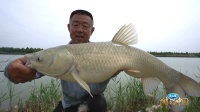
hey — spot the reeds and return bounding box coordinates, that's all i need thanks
[105,75,167,112]
[22,79,62,112]
[0,79,62,112]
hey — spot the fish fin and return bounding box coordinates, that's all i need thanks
[124,69,142,78]
[112,24,138,46]
[126,70,140,73]
[71,71,93,97]
[165,73,200,112]
[142,77,161,95]
[179,74,200,97]
[166,85,187,112]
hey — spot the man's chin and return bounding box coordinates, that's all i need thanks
[75,40,87,44]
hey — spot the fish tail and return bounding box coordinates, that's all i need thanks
[179,74,200,97]
[166,74,200,112]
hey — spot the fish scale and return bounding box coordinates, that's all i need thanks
[66,43,126,83]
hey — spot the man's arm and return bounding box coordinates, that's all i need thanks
[4,57,37,83]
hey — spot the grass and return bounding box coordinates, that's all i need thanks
[0,75,22,111]
[19,79,62,112]
[0,79,62,112]
[105,76,167,112]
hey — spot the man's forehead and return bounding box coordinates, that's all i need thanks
[70,14,92,23]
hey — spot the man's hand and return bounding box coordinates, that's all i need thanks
[8,57,37,83]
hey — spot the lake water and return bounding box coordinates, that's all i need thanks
[0,54,200,110]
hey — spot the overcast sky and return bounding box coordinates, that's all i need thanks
[0,0,200,52]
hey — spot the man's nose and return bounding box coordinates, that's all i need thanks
[77,26,84,32]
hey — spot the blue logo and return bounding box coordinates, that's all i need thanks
[168,93,179,101]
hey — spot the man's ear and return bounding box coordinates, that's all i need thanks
[91,27,95,35]
[67,24,70,32]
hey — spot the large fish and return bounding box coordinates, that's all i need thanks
[25,24,200,112]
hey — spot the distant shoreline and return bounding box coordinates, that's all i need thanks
[0,47,199,57]
[156,56,200,58]
[0,47,200,58]
[148,51,200,58]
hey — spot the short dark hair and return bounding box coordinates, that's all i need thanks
[69,9,93,21]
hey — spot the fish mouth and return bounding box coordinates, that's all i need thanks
[24,56,32,68]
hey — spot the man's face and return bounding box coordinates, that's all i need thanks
[68,14,95,44]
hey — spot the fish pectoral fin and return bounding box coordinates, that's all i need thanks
[112,24,138,46]
[125,69,141,78]
[41,72,60,77]
[71,71,93,98]
[142,77,161,95]
[126,70,140,73]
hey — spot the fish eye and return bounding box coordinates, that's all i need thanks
[37,57,42,62]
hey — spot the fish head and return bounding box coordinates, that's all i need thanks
[25,46,74,77]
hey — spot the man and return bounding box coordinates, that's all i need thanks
[4,9,119,112]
